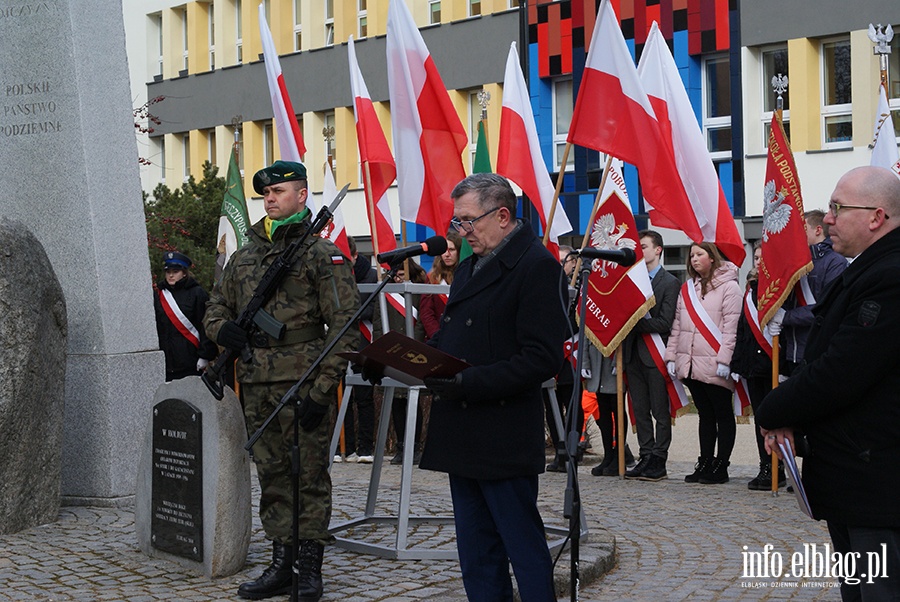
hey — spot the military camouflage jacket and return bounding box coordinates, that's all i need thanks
[205,214,359,405]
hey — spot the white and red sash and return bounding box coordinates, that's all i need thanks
[733,375,752,418]
[563,334,578,370]
[682,280,722,352]
[641,332,689,419]
[743,289,773,359]
[158,289,200,348]
[359,319,373,343]
[386,292,418,324]
[794,275,816,307]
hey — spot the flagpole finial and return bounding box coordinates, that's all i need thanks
[477,89,491,121]
[868,23,894,86]
[231,115,243,145]
[771,74,788,114]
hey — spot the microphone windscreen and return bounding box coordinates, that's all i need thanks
[423,235,448,256]
[621,247,637,266]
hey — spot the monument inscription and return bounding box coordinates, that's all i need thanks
[151,398,204,562]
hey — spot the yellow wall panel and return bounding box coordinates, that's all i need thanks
[243,120,266,193]
[786,37,820,152]
[334,107,357,187]
[186,2,210,74]
[851,29,881,148]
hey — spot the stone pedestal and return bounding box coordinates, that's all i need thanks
[0,1,165,502]
[136,377,252,578]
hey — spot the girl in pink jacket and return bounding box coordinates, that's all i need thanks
[665,242,742,484]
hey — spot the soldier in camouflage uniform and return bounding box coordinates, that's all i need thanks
[204,160,358,601]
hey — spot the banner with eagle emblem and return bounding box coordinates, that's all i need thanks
[581,159,655,355]
[757,114,812,326]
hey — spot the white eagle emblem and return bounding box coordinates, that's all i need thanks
[589,213,636,277]
[761,180,792,242]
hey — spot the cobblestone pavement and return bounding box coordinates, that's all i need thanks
[0,416,840,601]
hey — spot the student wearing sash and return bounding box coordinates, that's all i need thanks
[420,230,462,341]
[730,241,785,489]
[153,251,217,382]
[665,241,741,484]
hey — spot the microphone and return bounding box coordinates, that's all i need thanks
[377,236,448,265]
[577,246,638,267]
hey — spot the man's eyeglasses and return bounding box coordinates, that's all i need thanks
[450,206,501,234]
[828,201,890,220]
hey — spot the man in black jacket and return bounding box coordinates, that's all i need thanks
[419,173,568,602]
[757,166,900,601]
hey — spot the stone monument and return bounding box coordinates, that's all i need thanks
[135,377,252,577]
[0,217,67,534]
[0,0,164,504]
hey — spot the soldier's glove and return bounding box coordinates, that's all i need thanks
[360,362,385,386]
[218,321,248,351]
[424,374,464,403]
[297,395,329,432]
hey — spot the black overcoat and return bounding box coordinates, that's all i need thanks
[419,223,567,480]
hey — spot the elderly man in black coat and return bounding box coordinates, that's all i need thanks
[419,173,568,602]
[757,166,900,601]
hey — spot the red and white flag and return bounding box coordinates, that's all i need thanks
[757,114,812,326]
[870,83,900,177]
[638,23,745,266]
[582,159,654,355]
[497,42,572,259]
[567,0,701,242]
[320,163,351,258]
[348,36,398,257]
[259,5,307,167]
[386,0,467,235]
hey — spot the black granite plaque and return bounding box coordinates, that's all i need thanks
[150,398,203,561]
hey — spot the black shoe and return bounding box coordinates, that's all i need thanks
[238,541,293,600]
[624,445,636,467]
[699,457,730,484]
[685,456,713,483]
[637,456,668,482]
[748,462,786,490]
[412,450,422,466]
[624,455,651,479]
[546,455,567,473]
[390,450,403,465]
[295,540,324,602]
[590,454,614,476]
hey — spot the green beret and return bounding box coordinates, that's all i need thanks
[252,160,307,194]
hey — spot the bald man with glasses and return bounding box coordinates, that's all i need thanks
[758,166,900,602]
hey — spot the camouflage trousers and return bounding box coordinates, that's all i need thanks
[242,382,333,545]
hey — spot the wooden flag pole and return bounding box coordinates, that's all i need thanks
[570,153,615,288]
[543,142,571,246]
[616,349,626,478]
[770,333,780,496]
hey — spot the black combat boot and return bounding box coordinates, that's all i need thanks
[295,539,325,602]
[699,457,730,484]
[237,541,293,600]
[637,455,668,482]
[748,461,786,490]
[684,456,712,483]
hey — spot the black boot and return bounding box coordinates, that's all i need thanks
[295,539,325,602]
[684,456,712,483]
[624,455,652,479]
[238,541,293,600]
[699,457,730,484]
[748,461,786,490]
[637,455,668,482]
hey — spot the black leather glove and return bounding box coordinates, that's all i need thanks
[297,395,329,432]
[217,320,248,351]
[424,374,464,403]
[360,361,385,386]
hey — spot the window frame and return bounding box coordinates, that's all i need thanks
[701,53,732,161]
[551,77,573,172]
[820,36,852,149]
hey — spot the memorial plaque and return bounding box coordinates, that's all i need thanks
[151,398,203,561]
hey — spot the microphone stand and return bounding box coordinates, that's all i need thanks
[245,261,402,602]
[563,261,592,602]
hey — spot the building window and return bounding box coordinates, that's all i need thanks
[208,129,217,165]
[181,8,189,71]
[159,137,167,184]
[889,33,900,138]
[263,122,275,165]
[236,0,243,64]
[428,0,440,24]
[552,77,573,171]
[183,133,191,181]
[469,0,481,17]
[293,0,302,50]
[208,4,216,70]
[324,0,334,47]
[153,13,163,77]
[822,37,852,147]
[358,0,367,39]
[508,0,520,7]
[761,45,790,146]
[702,55,732,160]
[233,125,244,175]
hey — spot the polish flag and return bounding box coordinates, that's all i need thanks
[497,42,572,260]
[320,163,351,259]
[386,0,467,235]
[348,36,397,256]
[638,23,745,266]
[870,83,900,177]
[567,0,701,243]
[582,159,654,355]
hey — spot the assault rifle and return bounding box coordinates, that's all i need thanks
[201,184,349,400]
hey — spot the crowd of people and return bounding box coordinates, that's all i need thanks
[151,162,900,601]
